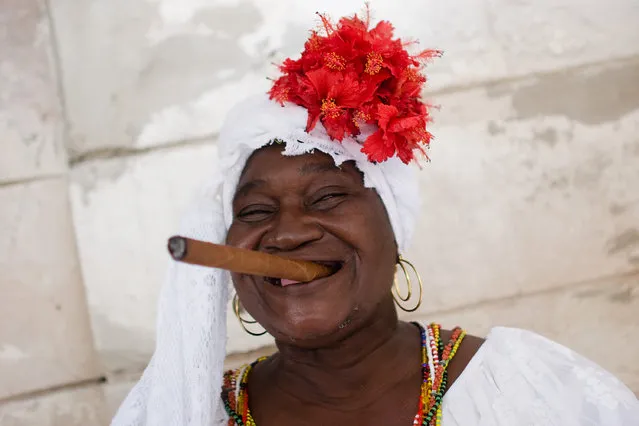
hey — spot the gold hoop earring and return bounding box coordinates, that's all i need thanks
[392,256,423,312]
[233,294,266,336]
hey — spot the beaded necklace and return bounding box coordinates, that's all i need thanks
[221,323,466,426]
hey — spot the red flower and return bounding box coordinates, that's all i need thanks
[362,104,433,164]
[268,7,438,164]
[304,68,386,140]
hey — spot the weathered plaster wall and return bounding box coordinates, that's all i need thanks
[1,0,638,424]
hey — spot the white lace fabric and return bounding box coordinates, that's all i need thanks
[216,95,421,252]
[111,95,639,425]
[112,95,421,426]
[442,327,639,425]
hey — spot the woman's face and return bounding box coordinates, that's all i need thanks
[226,144,397,345]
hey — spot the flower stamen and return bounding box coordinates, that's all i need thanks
[321,98,341,119]
[324,52,346,71]
[353,110,371,127]
[365,52,383,75]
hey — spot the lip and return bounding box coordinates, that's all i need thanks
[276,264,348,295]
[264,259,343,287]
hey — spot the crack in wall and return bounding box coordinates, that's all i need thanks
[429,53,639,97]
[0,376,107,405]
[0,173,65,188]
[68,134,215,166]
[64,54,639,167]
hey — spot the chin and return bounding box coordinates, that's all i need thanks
[271,307,355,346]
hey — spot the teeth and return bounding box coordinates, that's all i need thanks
[264,261,343,287]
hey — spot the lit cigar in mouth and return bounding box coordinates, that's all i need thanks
[167,236,333,283]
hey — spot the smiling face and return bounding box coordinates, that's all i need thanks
[226,144,398,346]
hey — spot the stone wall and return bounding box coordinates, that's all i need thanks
[1,0,638,424]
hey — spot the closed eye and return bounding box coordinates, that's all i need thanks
[316,193,344,202]
[236,205,276,223]
[310,192,348,210]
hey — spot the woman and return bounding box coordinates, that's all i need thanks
[112,11,638,426]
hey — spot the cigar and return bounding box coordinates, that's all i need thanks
[167,236,333,282]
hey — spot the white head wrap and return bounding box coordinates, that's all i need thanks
[111,94,421,425]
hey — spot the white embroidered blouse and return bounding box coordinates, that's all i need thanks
[218,327,639,426]
[440,327,638,425]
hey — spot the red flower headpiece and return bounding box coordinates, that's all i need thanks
[268,9,440,164]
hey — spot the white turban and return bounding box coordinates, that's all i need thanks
[111,94,421,425]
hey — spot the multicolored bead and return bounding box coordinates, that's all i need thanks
[222,324,466,426]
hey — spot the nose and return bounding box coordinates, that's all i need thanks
[262,208,323,253]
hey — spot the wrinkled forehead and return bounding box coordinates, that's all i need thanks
[237,143,364,191]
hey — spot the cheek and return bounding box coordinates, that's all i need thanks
[226,227,265,314]
[225,223,265,249]
[229,272,263,317]
[350,197,397,257]
[334,198,398,290]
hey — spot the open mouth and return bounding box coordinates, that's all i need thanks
[264,261,343,287]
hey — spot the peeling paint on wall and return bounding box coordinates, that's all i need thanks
[4,0,639,417]
[608,228,639,255]
[511,62,639,124]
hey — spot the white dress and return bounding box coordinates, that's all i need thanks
[440,327,639,426]
[217,327,639,426]
[111,97,638,426]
